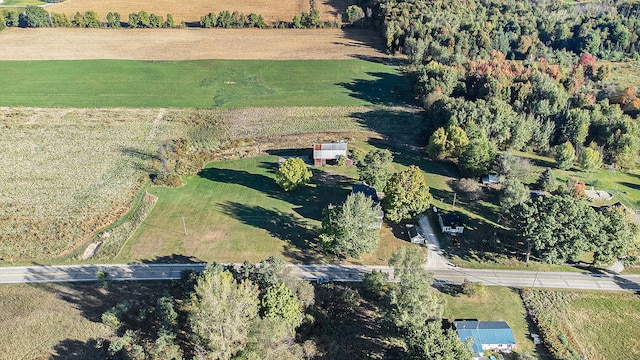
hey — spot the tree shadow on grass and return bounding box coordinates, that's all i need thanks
[136,254,205,264]
[199,165,352,222]
[41,280,187,359]
[50,338,106,359]
[338,72,413,107]
[219,201,324,263]
[198,167,277,195]
[366,139,460,179]
[350,107,426,148]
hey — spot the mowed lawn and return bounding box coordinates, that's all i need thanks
[0,59,409,108]
[118,155,412,264]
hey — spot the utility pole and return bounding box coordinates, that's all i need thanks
[181,214,187,236]
[531,271,539,291]
[452,192,457,208]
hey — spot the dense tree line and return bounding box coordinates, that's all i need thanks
[1,4,342,30]
[370,0,640,174]
[509,194,638,265]
[89,257,316,359]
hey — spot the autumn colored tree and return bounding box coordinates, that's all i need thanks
[275,158,312,191]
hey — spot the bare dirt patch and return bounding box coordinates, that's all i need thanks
[0,28,385,60]
[47,0,355,23]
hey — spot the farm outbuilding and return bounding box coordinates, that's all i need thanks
[313,142,348,166]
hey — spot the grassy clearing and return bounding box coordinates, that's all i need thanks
[0,106,421,264]
[0,59,409,108]
[0,283,112,359]
[441,286,538,357]
[522,289,640,360]
[605,61,640,90]
[117,154,413,265]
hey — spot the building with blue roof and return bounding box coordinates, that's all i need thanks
[453,320,516,359]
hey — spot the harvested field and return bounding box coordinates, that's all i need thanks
[0,28,385,60]
[47,0,355,23]
[0,107,185,261]
[523,289,640,360]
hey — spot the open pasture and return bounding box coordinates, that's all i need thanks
[0,58,407,108]
[0,28,386,60]
[47,0,355,23]
[523,289,640,360]
[0,106,420,263]
[117,153,413,265]
[0,107,183,262]
[0,283,113,359]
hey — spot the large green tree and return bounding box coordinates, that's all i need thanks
[320,192,382,258]
[388,248,443,332]
[383,165,432,223]
[189,265,260,360]
[356,149,394,189]
[387,247,470,359]
[554,141,575,170]
[579,147,602,171]
[261,282,303,329]
[500,178,530,213]
[536,167,557,192]
[426,125,469,160]
[511,196,601,264]
[20,6,50,28]
[275,157,312,191]
[458,134,496,178]
[593,208,637,265]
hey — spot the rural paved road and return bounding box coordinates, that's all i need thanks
[1,263,640,292]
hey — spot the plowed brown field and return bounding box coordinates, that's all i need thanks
[47,0,354,23]
[0,28,385,60]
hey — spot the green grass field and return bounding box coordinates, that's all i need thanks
[0,59,409,108]
[0,0,42,6]
[117,154,412,265]
[442,287,538,357]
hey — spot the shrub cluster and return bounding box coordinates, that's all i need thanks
[200,10,267,28]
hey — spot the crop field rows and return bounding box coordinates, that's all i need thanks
[0,108,185,261]
[0,28,385,61]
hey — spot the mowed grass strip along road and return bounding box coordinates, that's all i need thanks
[0,59,409,108]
